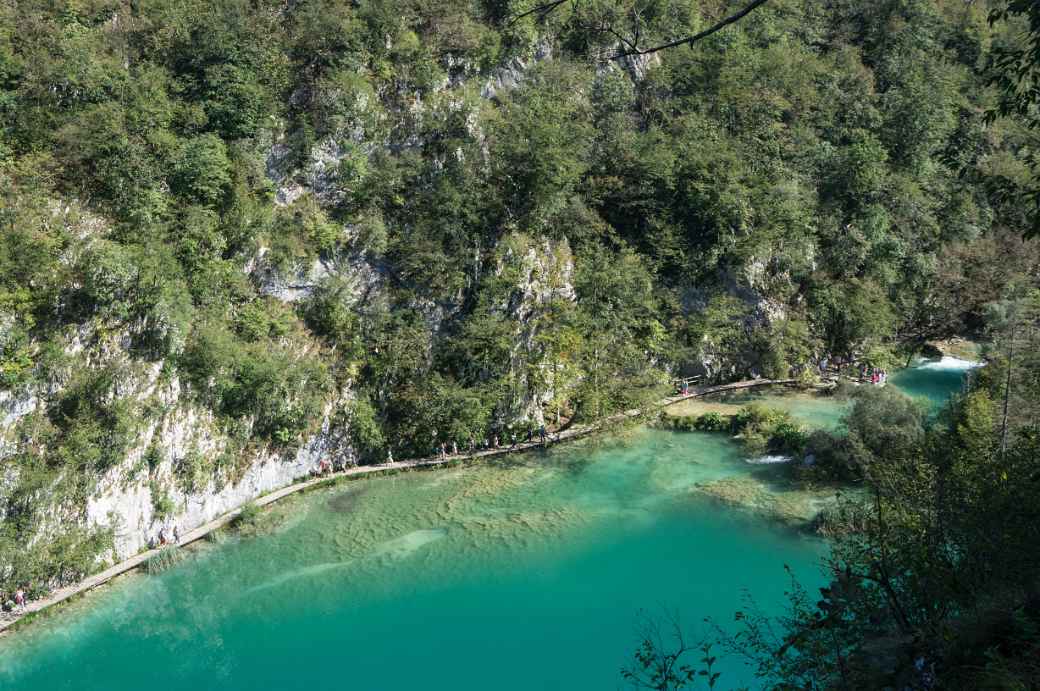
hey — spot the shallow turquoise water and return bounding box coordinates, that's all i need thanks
[890,356,979,409]
[0,360,974,690]
[1,433,823,690]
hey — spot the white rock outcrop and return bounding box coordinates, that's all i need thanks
[85,396,355,558]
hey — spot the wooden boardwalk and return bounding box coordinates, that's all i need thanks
[0,376,795,634]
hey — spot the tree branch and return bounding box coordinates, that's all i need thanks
[611,0,771,59]
[508,0,573,25]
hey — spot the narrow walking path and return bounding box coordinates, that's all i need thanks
[0,377,796,634]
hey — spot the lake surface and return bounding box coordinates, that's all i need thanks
[0,359,975,690]
[890,355,978,409]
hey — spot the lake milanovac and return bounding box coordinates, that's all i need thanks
[0,358,976,690]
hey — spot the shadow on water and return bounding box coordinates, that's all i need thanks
[326,487,368,514]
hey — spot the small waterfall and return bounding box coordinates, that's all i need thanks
[746,454,792,465]
[915,356,982,371]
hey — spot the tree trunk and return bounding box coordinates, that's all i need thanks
[1000,322,1015,459]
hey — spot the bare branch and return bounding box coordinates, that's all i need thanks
[508,0,573,25]
[603,22,639,53]
[611,0,771,59]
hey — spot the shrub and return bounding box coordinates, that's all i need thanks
[230,500,278,536]
[351,210,388,256]
[695,412,727,432]
[144,444,162,473]
[212,445,246,488]
[665,412,728,432]
[666,414,697,431]
[842,385,927,465]
[0,322,34,389]
[301,278,363,355]
[768,419,810,455]
[731,405,808,457]
[174,450,208,494]
[234,299,293,342]
[267,195,342,272]
[49,369,135,472]
[382,374,491,456]
[345,393,384,461]
[0,526,114,594]
[313,68,380,137]
[178,321,331,444]
[150,480,175,520]
[236,501,262,525]
[146,545,184,575]
[796,429,861,482]
[206,528,228,545]
[130,443,163,481]
[69,241,192,358]
[170,134,232,206]
[730,404,784,434]
[75,240,139,321]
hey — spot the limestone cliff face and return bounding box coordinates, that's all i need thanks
[480,39,555,99]
[494,235,577,426]
[251,40,583,428]
[0,35,627,574]
[84,394,354,558]
[250,246,385,306]
[0,322,356,562]
[682,247,813,380]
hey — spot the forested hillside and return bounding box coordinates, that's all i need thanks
[1,0,1037,608]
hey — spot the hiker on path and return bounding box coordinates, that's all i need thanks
[14,588,25,612]
[387,449,394,464]
[452,441,458,456]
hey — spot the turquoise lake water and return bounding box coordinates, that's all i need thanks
[890,356,977,409]
[0,358,976,690]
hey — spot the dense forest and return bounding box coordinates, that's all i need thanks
[1,0,1039,686]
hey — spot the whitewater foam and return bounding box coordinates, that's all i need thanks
[916,356,982,371]
[746,455,792,465]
